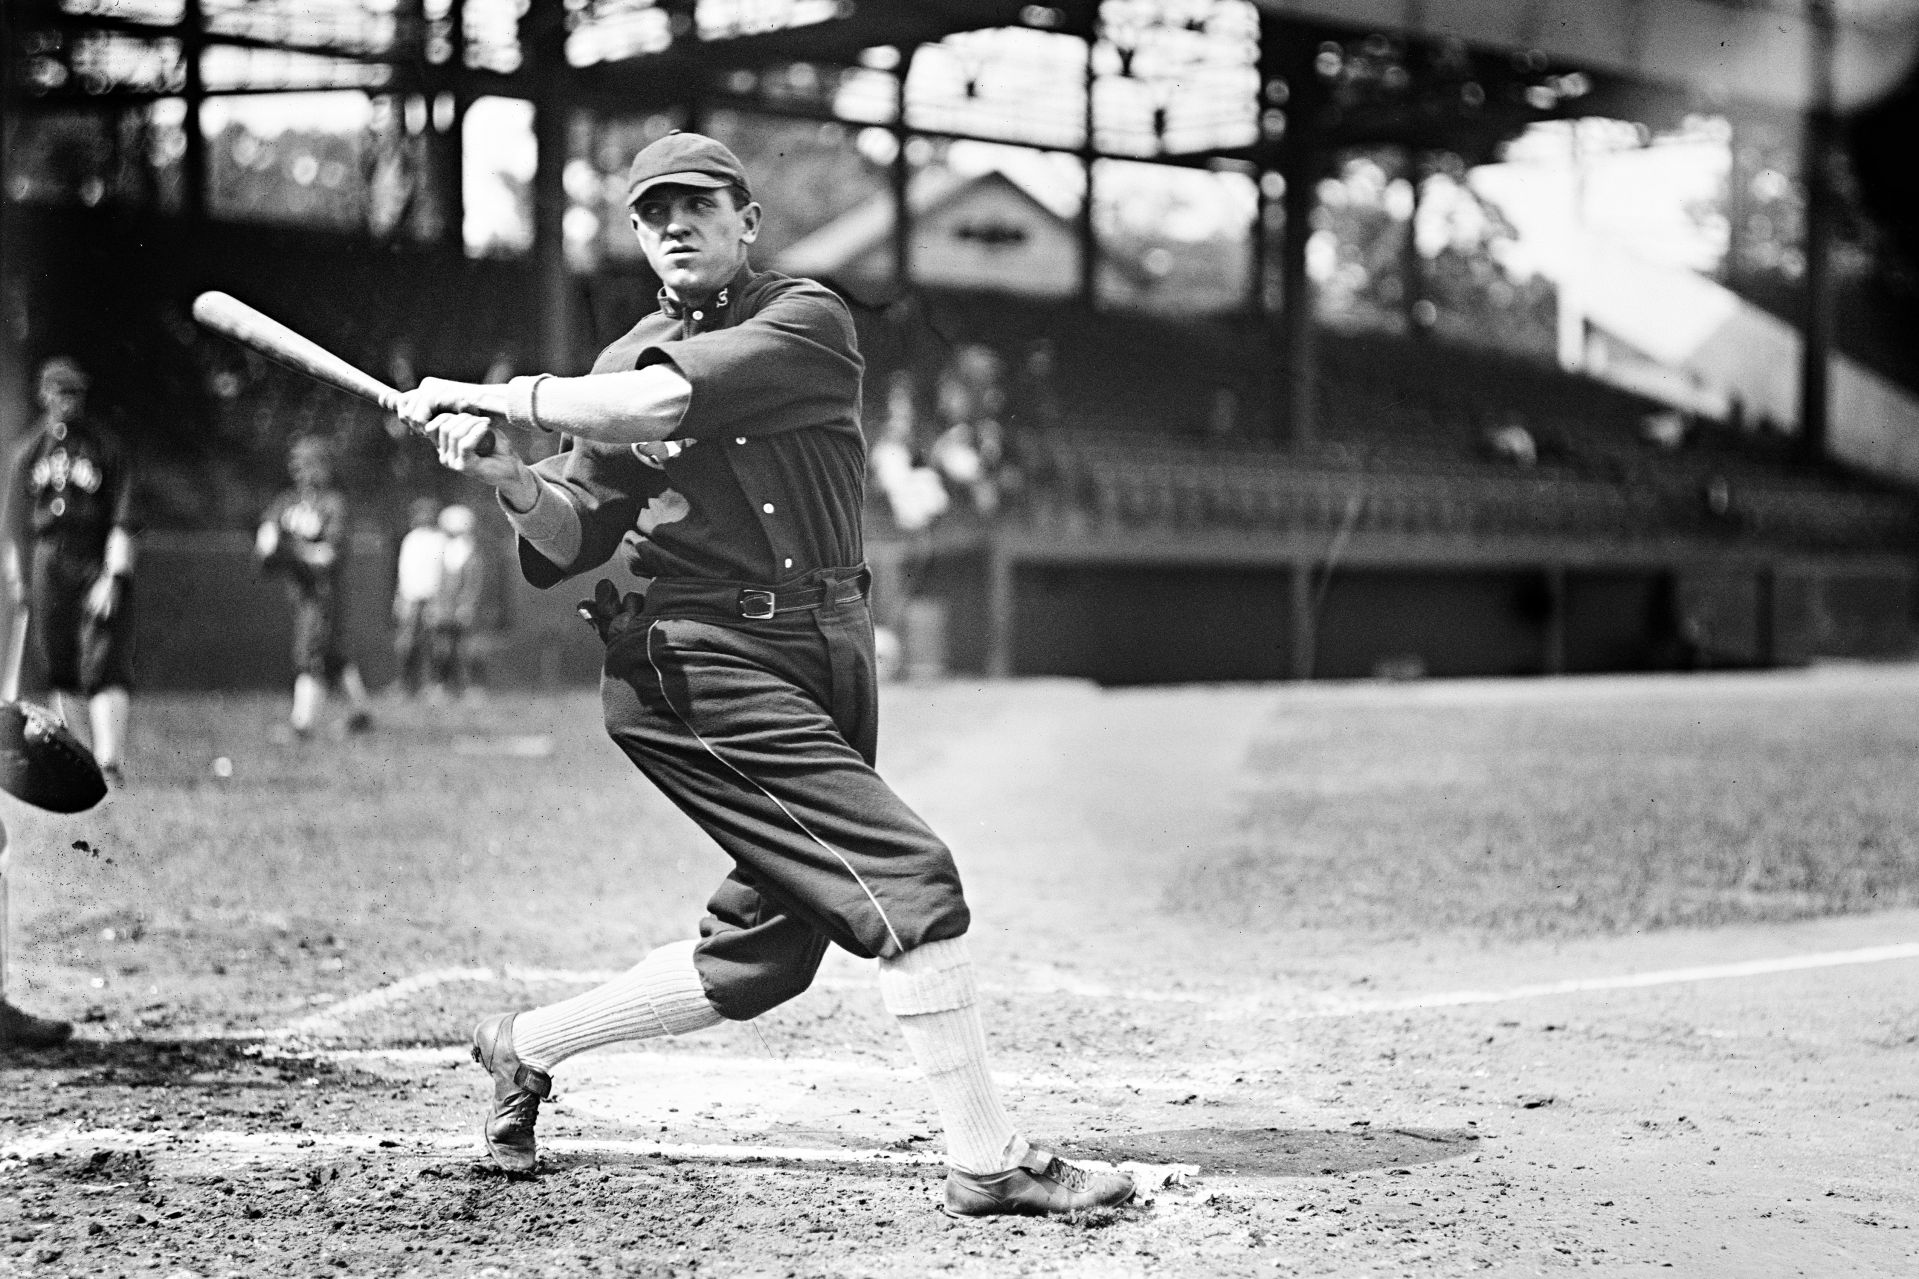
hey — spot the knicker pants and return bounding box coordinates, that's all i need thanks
[599,592,970,1021]
[30,543,136,695]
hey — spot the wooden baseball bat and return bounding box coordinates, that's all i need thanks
[191,291,495,456]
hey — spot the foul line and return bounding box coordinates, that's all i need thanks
[1287,942,1919,1019]
[275,966,622,1038]
[264,942,1919,1040]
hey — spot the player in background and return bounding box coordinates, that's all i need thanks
[255,435,374,738]
[428,503,483,698]
[0,356,138,1048]
[392,497,446,697]
[1,356,139,791]
[398,131,1135,1218]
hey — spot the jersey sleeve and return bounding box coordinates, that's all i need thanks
[514,439,671,589]
[105,433,138,533]
[639,280,863,442]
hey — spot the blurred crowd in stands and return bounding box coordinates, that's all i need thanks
[869,338,1061,535]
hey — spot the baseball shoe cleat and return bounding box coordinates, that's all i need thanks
[943,1145,1136,1217]
[471,1012,549,1173]
[0,999,74,1050]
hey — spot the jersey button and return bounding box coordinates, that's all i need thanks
[735,437,746,445]
[761,503,775,514]
[783,557,794,569]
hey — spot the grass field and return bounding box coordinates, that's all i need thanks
[11,671,1919,1039]
[1180,672,1919,939]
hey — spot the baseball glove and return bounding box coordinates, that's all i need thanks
[0,699,108,813]
[577,578,645,643]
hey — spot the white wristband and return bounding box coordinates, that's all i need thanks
[505,374,556,433]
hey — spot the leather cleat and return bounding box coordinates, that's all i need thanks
[944,1144,1136,1217]
[0,999,74,1050]
[471,1012,551,1173]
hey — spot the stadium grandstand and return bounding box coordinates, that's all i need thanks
[4,1,1918,686]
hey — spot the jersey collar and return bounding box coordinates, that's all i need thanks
[656,263,755,321]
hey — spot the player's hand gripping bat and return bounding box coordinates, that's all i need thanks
[190,291,496,456]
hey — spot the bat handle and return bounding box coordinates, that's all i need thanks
[392,398,498,458]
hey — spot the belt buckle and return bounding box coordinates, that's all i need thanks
[739,589,776,620]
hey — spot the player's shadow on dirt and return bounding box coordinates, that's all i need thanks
[1087,1125,1477,1177]
[4,1037,350,1086]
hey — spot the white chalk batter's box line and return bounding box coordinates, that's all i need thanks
[0,1126,942,1169]
[267,942,1919,1040]
[0,1127,1200,1207]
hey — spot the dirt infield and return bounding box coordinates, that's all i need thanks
[3,671,1918,1276]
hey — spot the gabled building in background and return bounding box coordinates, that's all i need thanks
[776,167,1163,304]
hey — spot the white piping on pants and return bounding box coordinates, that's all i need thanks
[644,620,906,954]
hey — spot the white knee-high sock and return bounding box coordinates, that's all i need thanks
[879,935,1019,1175]
[89,687,130,771]
[291,673,324,731]
[510,939,723,1073]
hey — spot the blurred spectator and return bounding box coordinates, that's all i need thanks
[866,371,946,683]
[387,340,418,394]
[870,370,949,533]
[1484,415,1537,468]
[1703,474,1736,521]
[430,503,484,697]
[930,344,1012,515]
[1009,337,1062,434]
[483,352,517,387]
[1641,409,1690,451]
[392,496,446,697]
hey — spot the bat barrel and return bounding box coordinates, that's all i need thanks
[191,291,495,457]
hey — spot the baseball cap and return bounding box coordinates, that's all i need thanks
[625,131,750,207]
[38,357,89,392]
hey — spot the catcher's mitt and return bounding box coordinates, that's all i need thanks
[0,700,107,813]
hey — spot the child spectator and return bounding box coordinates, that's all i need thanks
[392,497,446,697]
[429,503,484,697]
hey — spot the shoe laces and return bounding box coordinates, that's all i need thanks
[1040,1156,1096,1191]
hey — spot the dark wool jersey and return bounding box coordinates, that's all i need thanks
[260,486,349,589]
[4,415,136,562]
[518,264,866,588]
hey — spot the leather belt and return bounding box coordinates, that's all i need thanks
[645,566,870,621]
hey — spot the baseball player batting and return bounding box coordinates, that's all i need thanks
[396,131,1135,1217]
